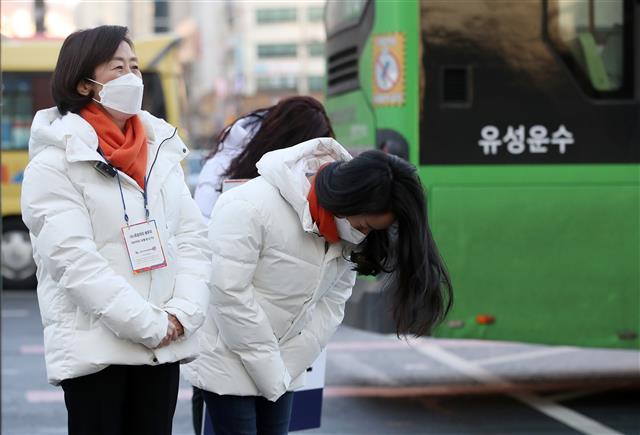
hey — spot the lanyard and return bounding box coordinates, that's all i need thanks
[99,128,178,226]
[115,170,131,224]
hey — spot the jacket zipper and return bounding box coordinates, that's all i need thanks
[143,130,176,304]
[278,239,328,343]
[134,129,176,303]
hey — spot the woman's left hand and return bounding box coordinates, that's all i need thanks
[168,314,184,337]
[156,313,184,348]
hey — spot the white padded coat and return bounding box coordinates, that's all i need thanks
[183,138,358,401]
[21,107,212,385]
[194,115,261,219]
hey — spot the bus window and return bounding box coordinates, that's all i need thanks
[325,0,368,36]
[546,0,633,97]
[325,0,373,96]
[1,73,54,151]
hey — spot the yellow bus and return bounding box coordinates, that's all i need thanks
[1,34,187,289]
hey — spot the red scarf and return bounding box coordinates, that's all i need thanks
[80,103,148,189]
[307,168,339,243]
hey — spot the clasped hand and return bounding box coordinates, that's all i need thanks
[157,313,184,348]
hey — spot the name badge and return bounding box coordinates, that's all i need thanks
[122,220,168,273]
[222,178,249,193]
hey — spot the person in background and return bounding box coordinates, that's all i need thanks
[184,135,453,435]
[21,25,211,435]
[194,96,334,220]
[193,115,261,220]
[190,95,334,434]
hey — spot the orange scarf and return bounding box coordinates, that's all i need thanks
[307,168,339,243]
[80,103,148,189]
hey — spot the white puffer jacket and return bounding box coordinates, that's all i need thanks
[184,138,358,401]
[21,107,212,385]
[194,114,262,219]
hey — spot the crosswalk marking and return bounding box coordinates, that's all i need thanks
[20,344,45,354]
[26,388,195,403]
[416,343,625,435]
[475,346,577,366]
[2,309,30,318]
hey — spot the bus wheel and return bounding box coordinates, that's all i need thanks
[2,217,37,290]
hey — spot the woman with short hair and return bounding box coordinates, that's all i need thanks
[21,25,211,435]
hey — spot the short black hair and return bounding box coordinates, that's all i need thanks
[51,25,133,115]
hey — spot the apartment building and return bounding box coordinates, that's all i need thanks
[236,2,326,97]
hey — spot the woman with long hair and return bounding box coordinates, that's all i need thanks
[194,96,334,219]
[190,96,334,434]
[184,135,452,434]
[314,150,453,336]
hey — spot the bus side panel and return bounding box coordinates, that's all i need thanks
[1,152,29,216]
[327,0,639,348]
[418,0,640,349]
[368,0,421,165]
[419,0,639,165]
[428,175,640,349]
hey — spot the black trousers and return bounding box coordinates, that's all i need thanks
[192,386,204,434]
[60,363,180,435]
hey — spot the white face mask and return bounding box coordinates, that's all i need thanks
[335,217,367,245]
[87,73,144,116]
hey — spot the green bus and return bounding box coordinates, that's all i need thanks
[324,0,639,349]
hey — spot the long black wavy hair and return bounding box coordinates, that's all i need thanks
[213,96,334,180]
[315,150,453,336]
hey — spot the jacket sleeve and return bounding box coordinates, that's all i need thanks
[21,158,168,348]
[163,174,212,338]
[193,181,220,220]
[193,157,224,219]
[208,197,291,401]
[280,266,356,379]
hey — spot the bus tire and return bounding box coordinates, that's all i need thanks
[1,216,37,290]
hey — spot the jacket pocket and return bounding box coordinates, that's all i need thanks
[277,306,313,343]
[202,328,221,352]
[74,307,94,331]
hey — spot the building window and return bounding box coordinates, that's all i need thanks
[256,8,297,24]
[308,76,325,92]
[257,76,298,91]
[154,0,170,33]
[308,6,324,22]
[307,42,324,57]
[257,44,298,58]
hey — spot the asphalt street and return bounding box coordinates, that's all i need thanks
[2,291,639,435]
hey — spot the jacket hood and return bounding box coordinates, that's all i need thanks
[28,107,176,162]
[219,114,262,154]
[29,107,84,160]
[255,137,352,232]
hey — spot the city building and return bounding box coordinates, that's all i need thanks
[170,1,327,142]
[1,1,328,146]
